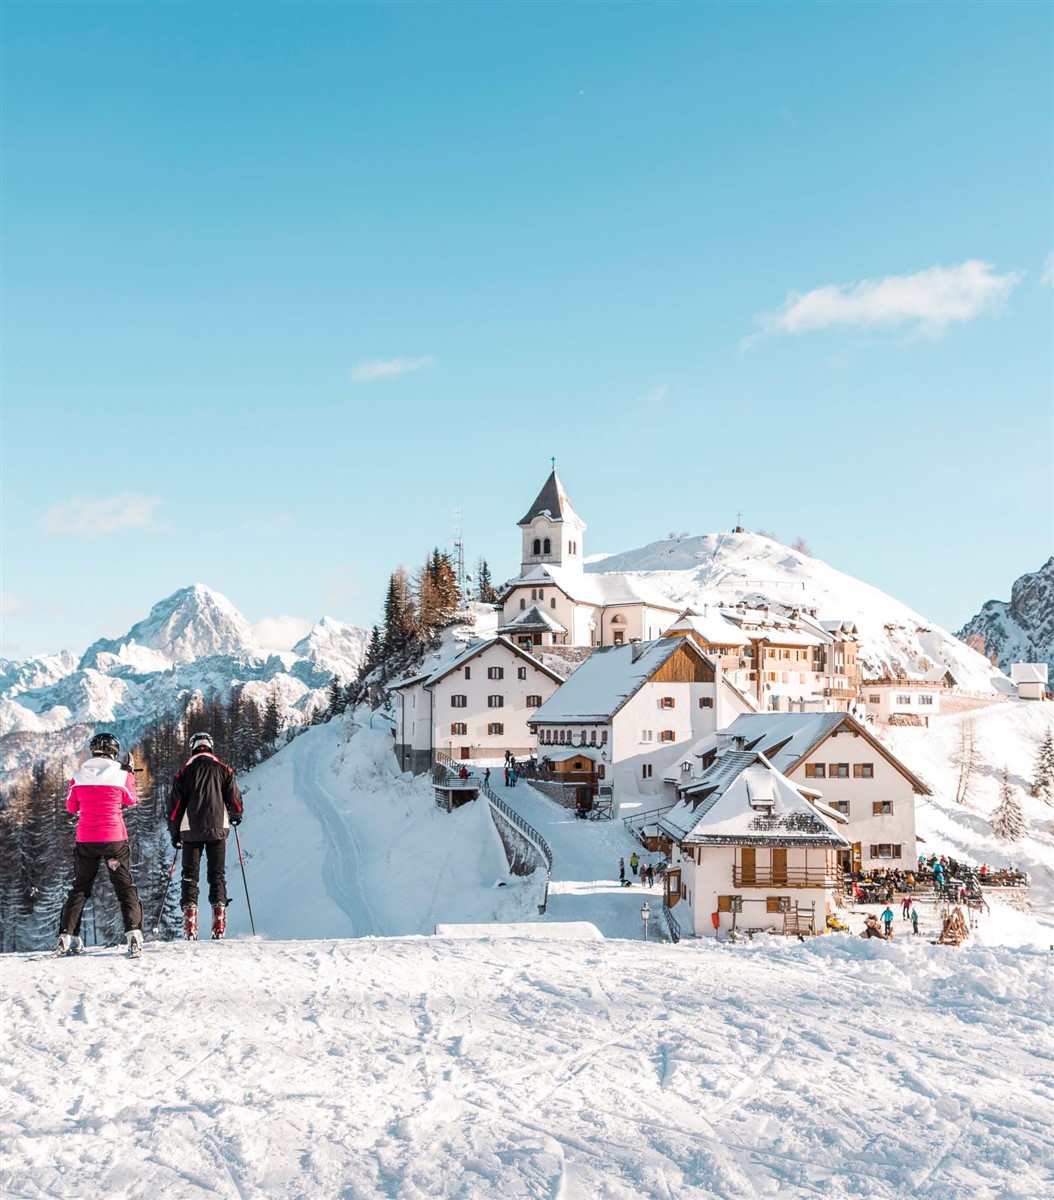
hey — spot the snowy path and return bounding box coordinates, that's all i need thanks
[496,782,665,940]
[3,936,1052,1200]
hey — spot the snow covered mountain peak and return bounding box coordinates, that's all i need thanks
[80,583,263,669]
[586,529,1007,691]
[292,617,368,680]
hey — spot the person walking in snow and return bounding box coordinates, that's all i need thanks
[168,732,244,940]
[630,853,639,876]
[619,857,626,883]
[910,906,920,936]
[880,906,894,938]
[483,767,491,787]
[504,766,510,787]
[56,733,145,957]
[509,767,518,787]
[901,896,912,920]
[646,864,655,888]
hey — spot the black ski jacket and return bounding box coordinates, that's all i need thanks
[169,752,243,843]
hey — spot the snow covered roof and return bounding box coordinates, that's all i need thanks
[662,608,747,644]
[498,605,567,635]
[660,752,849,847]
[518,468,583,527]
[502,563,679,611]
[1011,663,1048,684]
[529,637,706,724]
[719,712,933,795]
[391,636,565,691]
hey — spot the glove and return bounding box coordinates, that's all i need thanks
[230,815,242,827]
[170,834,182,850]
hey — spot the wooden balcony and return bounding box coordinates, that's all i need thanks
[732,865,843,889]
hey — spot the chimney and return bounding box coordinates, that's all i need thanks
[631,642,645,663]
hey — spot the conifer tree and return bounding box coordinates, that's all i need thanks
[382,568,416,658]
[1031,727,1054,804]
[477,557,498,603]
[326,675,345,720]
[991,767,1027,841]
[263,687,282,746]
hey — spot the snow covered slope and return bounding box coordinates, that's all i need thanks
[3,935,1051,1200]
[589,531,1008,692]
[0,586,367,773]
[957,556,1054,675]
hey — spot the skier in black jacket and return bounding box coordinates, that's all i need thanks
[168,732,244,940]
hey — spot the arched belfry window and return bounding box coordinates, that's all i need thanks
[543,538,551,554]
[533,538,541,555]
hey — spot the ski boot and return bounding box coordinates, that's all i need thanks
[211,904,227,941]
[183,905,198,941]
[55,934,83,957]
[126,929,144,959]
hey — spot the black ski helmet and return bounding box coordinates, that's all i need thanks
[189,731,214,753]
[90,732,121,760]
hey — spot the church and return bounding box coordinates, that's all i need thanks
[497,468,680,649]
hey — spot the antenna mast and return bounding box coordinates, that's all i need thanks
[451,507,466,597]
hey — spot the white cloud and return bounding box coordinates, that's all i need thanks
[1,592,26,617]
[41,493,167,539]
[1040,254,1053,286]
[254,615,313,652]
[744,260,1023,348]
[350,356,436,383]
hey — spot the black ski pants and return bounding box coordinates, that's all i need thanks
[180,836,229,910]
[59,840,143,935]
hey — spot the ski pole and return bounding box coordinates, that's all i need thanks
[234,826,256,937]
[152,849,180,935]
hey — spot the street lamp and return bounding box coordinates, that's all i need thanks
[641,901,651,941]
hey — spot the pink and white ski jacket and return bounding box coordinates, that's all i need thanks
[66,756,138,842]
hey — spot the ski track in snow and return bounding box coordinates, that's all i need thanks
[3,937,1053,1200]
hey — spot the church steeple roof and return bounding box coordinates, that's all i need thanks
[518,468,580,527]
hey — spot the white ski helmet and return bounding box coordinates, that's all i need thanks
[189,731,214,753]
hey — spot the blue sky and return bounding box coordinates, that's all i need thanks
[3,1,1051,656]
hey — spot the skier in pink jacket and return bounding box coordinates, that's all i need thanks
[56,732,144,957]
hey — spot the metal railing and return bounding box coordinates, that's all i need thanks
[661,900,682,944]
[622,802,675,838]
[480,780,553,914]
[732,865,844,889]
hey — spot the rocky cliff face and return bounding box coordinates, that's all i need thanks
[957,557,1054,674]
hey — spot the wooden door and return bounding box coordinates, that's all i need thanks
[460,747,471,761]
[740,847,756,885]
[771,847,788,885]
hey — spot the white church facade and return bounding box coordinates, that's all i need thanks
[498,468,680,649]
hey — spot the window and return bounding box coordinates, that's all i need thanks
[717,895,732,913]
[550,598,556,609]
[517,666,527,680]
[896,694,912,705]
[526,694,542,707]
[532,538,541,555]
[853,763,874,779]
[520,598,526,611]
[641,730,653,742]
[642,764,653,779]
[531,589,537,601]
[659,730,676,743]
[873,801,893,816]
[699,697,714,708]
[487,723,504,736]
[660,697,676,709]
[919,694,934,706]
[487,695,504,708]
[601,730,608,743]
[464,667,470,680]
[487,666,504,680]
[451,695,467,708]
[830,763,850,778]
[451,722,467,735]
[543,538,551,554]
[832,800,849,816]
[538,590,544,600]
[766,897,791,914]
[868,694,881,705]
[870,843,903,860]
[805,763,826,779]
